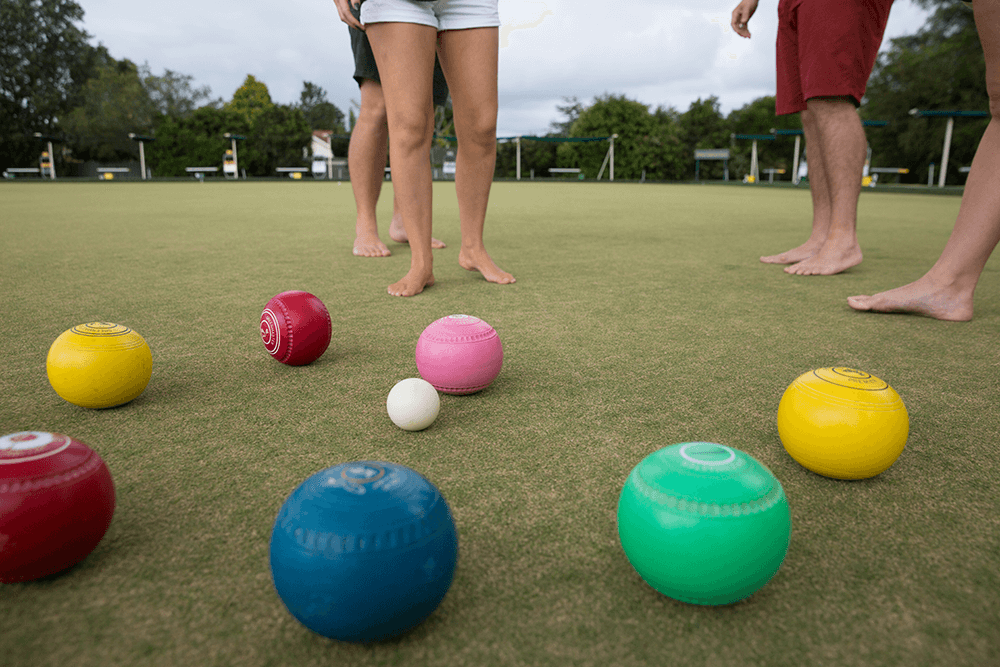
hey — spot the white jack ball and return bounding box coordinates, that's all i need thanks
[386,378,441,431]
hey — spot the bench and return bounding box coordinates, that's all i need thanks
[186,167,219,181]
[868,167,910,186]
[3,168,41,179]
[276,167,309,180]
[548,168,584,180]
[97,167,130,181]
[762,168,787,183]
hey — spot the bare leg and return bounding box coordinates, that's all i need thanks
[389,187,447,248]
[785,97,865,275]
[437,28,515,285]
[761,107,833,264]
[848,1,1000,321]
[367,22,438,296]
[350,80,392,257]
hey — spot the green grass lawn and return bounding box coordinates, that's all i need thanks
[1,180,998,667]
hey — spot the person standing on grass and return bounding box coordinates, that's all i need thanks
[345,0,448,257]
[333,0,516,297]
[848,0,1000,321]
[731,0,895,276]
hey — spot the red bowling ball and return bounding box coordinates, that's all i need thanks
[0,432,116,582]
[260,291,332,366]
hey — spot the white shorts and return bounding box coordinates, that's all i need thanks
[360,0,500,31]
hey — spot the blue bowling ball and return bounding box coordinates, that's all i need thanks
[269,461,458,642]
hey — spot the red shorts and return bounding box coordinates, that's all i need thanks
[775,0,894,115]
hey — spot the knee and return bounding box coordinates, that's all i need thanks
[989,92,1000,122]
[457,110,497,151]
[358,101,388,128]
[359,81,388,125]
[389,110,434,152]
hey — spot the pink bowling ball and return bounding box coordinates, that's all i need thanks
[415,315,503,395]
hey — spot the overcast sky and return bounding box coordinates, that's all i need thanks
[75,0,932,137]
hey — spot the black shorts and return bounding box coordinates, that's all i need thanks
[349,3,450,108]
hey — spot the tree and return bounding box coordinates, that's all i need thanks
[550,96,584,136]
[726,96,801,179]
[556,94,684,181]
[495,135,558,179]
[677,97,730,179]
[862,0,986,184]
[243,103,312,177]
[0,0,105,171]
[61,58,155,162]
[226,75,273,125]
[142,65,219,119]
[149,106,248,177]
[298,81,345,132]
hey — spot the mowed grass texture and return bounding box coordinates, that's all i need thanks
[1,181,998,667]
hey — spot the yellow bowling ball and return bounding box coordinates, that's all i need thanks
[46,322,152,409]
[777,367,908,480]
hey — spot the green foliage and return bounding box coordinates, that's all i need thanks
[61,59,154,162]
[726,96,802,179]
[150,101,310,178]
[676,97,730,179]
[496,136,557,179]
[863,0,987,184]
[243,104,312,177]
[142,65,220,118]
[497,93,799,182]
[550,96,584,136]
[0,0,104,170]
[150,106,248,177]
[557,94,684,180]
[299,81,346,133]
[226,74,274,125]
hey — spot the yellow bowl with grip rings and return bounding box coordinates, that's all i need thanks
[777,367,908,480]
[46,322,152,409]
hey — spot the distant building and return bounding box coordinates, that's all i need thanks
[311,131,334,160]
[309,130,348,179]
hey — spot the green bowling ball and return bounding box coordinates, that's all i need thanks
[617,442,791,606]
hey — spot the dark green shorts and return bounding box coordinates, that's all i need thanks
[349,4,449,108]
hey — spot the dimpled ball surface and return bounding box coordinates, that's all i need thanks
[269,461,458,642]
[777,367,909,480]
[387,378,441,431]
[46,322,152,409]
[617,442,791,606]
[415,315,503,395]
[0,432,116,582]
[260,291,332,366]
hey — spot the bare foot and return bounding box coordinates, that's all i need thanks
[353,231,391,257]
[785,241,862,275]
[848,276,974,321]
[458,247,516,285]
[760,239,824,264]
[388,268,436,297]
[388,215,447,249]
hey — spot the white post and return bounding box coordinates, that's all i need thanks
[138,141,147,180]
[938,116,954,187]
[232,138,239,179]
[516,136,521,181]
[47,141,56,179]
[792,135,801,185]
[610,134,616,181]
[750,140,758,182]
